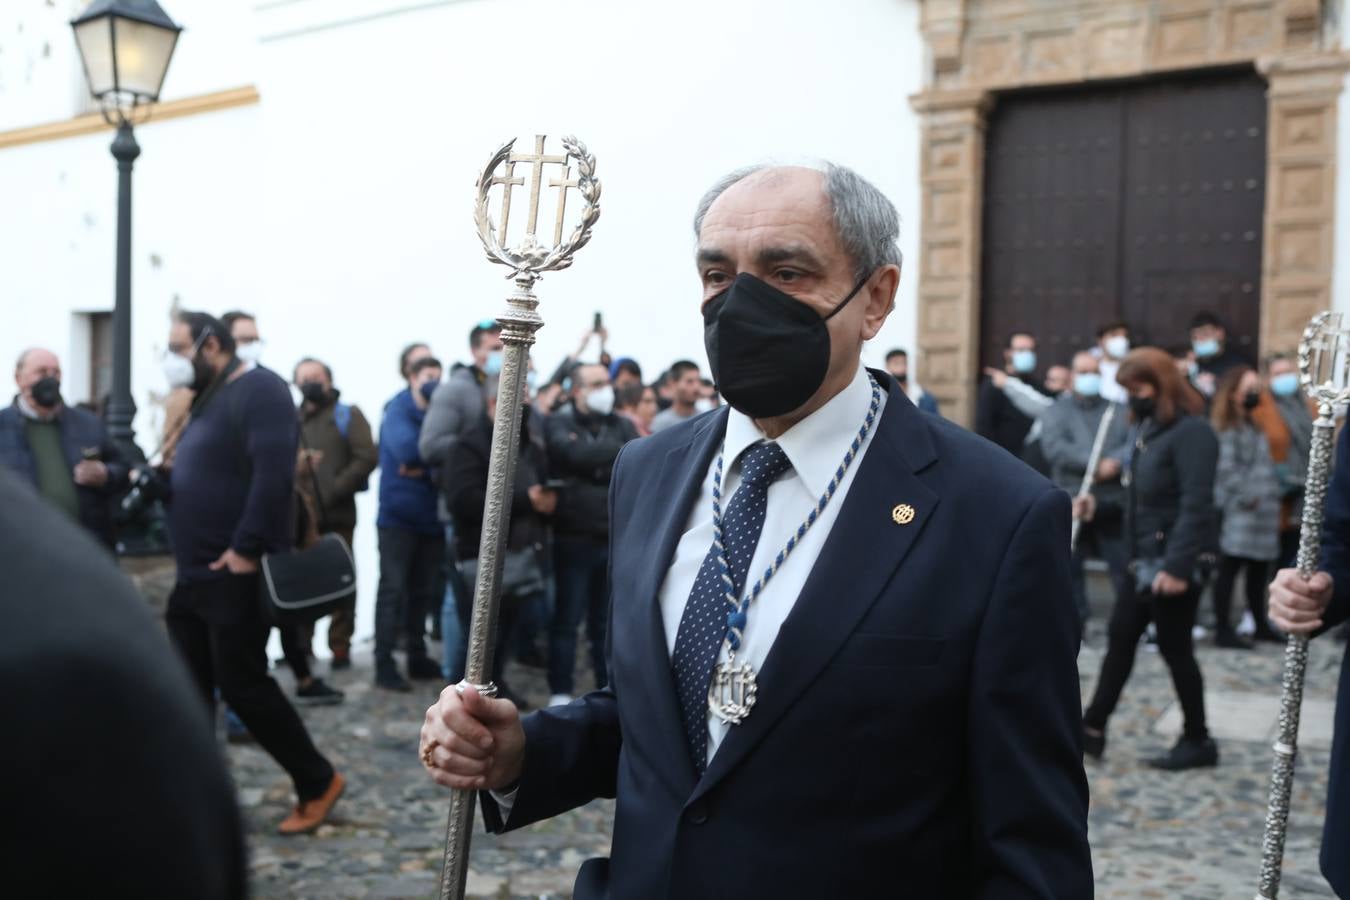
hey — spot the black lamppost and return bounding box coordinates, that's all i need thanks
[70,0,181,461]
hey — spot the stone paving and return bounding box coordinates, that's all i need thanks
[216,594,1345,898]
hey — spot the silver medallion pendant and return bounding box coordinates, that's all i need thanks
[708,656,758,725]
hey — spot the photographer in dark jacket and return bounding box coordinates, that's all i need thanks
[544,362,638,704]
[447,375,555,709]
[162,312,343,835]
[1081,347,1219,771]
[0,348,128,548]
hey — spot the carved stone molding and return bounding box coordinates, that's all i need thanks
[909,87,994,426]
[913,0,1344,425]
[1260,53,1350,355]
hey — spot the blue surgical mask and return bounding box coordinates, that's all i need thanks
[1074,373,1102,397]
[1193,338,1220,358]
[484,351,503,376]
[1011,350,1037,374]
[1271,372,1300,398]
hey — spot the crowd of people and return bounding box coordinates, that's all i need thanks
[1,299,950,830]
[0,296,1334,813]
[975,310,1331,770]
[8,156,1350,898]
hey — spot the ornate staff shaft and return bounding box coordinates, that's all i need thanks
[1255,400,1334,899]
[1070,403,1116,552]
[438,134,600,900]
[439,275,540,900]
[1255,309,1349,899]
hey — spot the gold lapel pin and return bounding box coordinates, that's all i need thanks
[892,503,916,525]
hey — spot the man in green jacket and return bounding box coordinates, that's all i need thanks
[294,357,379,668]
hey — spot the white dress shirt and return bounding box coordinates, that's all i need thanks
[658,363,885,765]
[492,364,885,813]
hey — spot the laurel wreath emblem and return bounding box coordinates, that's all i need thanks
[473,135,601,278]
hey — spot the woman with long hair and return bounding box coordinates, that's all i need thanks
[1080,347,1220,770]
[1210,365,1283,647]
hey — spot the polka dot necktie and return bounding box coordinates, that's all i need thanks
[672,440,793,773]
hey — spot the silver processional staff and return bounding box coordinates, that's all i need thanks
[1256,310,1350,899]
[437,134,601,900]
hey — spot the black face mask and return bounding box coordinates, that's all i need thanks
[1242,391,1261,411]
[1129,395,1156,419]
[419,381,438,402]
[300,382,330,406]
[30,376,62,409]
[703,272,869,419]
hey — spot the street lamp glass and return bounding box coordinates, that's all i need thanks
[71,1,181,103]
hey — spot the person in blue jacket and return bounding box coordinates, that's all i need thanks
[1269,422,1350,896]
[374,354,446,691]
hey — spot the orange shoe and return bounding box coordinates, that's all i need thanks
[278,772,345,836]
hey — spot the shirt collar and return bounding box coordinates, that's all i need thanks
[722,364,882,498]
[16,395,60,422]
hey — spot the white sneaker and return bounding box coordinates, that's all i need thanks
[1192,624,1208,641]
[1236,610,1256,637]
[548,693,574,707]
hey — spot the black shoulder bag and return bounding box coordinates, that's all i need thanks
[252,409,357,625]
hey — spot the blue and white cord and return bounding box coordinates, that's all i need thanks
[711,376,883,653]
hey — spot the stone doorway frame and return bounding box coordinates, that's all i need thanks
[912,0,1350,425]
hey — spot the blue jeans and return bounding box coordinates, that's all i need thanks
[549,536,609,695]
[441,524,468,682]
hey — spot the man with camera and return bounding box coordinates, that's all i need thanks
[0,347,128,548]
[162,311,343,835]
[544,362,637,705]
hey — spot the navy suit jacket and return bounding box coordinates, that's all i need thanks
[1316,425,1350,895]
[483,371,1092,899]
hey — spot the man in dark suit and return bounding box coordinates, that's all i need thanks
[1268,423,1350,896]
[421,163,1092,897]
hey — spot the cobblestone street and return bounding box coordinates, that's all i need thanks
[224,592,1345,899]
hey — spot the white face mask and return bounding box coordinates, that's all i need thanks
[585,384,615,416]
[236,341,263,365]
[1104,335,1130,359]
[163,353,195,390]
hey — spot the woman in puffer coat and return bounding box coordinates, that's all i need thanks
[1211,365,1283,647]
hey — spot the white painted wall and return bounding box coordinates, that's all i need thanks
[0,0,924,645]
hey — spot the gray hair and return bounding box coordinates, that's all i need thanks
[692,162,903,281]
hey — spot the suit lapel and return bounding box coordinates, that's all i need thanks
[626,409,728,796]
[689,376,941,804]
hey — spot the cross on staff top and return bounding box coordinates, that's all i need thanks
[495,134,578,246]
